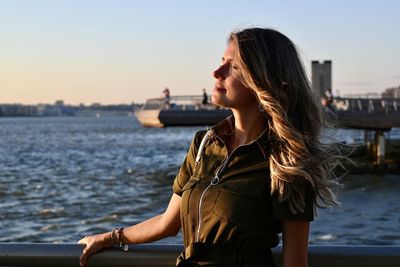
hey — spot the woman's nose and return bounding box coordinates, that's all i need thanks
[212,65,225,80]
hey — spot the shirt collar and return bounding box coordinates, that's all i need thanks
[208,115,272,159]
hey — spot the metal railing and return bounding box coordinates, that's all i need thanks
[142,96,217,111]
[1,243,399,267]
[143,96,400,113]
[332,97,400,113]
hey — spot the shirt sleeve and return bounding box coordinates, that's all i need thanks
[272,181,315,221]
[172,130,207,196]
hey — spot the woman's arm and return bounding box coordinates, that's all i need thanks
[122,192,182,243]
[281,220,310,267]
[78,193,181,266]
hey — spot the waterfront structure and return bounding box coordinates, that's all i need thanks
[135,95,231,127]
[0,104,77,117]
[136,95,400,129]
[331,97,400,166]
[0,104,38,116]
[0,103,138,117]
[311,60,332,98]
[382,85,400,98]
[342,92,381,99]
[136,95,400,169]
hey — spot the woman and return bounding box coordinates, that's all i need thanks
[78,27,347,267]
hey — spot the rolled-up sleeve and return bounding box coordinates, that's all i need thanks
[172,130,206,196]
[272,181,315,221]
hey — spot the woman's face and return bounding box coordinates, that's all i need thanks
[211,42,256,109]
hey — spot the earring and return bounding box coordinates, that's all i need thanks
[258,103,269,118]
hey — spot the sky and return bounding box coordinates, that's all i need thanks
[0,0,399,105]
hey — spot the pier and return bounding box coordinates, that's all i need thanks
[329,97,400,167]
[136,96,400,130]
[136,96,400,168]
[330,97,400,130]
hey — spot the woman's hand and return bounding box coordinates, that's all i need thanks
[75,194,181,266]
[77,232,113,267]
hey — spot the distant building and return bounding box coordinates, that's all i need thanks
[91,102,101,107]
[311,60,332,98]
[382,86,400,98]
[0,104,38,116]
[55,100,65,106]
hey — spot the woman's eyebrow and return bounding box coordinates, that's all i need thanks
[221,57,232,63]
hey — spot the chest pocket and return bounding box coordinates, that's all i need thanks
[181,176,200,216]
[212,179,269,222]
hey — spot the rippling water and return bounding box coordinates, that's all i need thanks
[0,116,399,245]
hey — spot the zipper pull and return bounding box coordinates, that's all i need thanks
[210,176,220,185]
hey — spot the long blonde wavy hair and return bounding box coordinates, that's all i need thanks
[229,28,354,214]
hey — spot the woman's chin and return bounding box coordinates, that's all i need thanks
[212,91,236,109]
[211,95,225,107]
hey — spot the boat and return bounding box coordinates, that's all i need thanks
[135,95,231,127]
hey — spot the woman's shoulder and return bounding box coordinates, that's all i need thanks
[183,130,211,158]
[194,129,209,139]
[192,129,211,147]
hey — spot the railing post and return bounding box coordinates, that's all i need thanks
[375,130,386,167]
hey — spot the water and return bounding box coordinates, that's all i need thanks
[0,116,399,245]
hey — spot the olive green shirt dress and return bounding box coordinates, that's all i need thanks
[172,116,314,266]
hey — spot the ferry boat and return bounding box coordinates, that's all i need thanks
[135,95,231,127]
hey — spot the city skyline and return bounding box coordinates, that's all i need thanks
[1,0,399,105]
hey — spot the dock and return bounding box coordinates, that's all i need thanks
[136,96,400,169]
[329,97,400,168]
[136,96,400,129]
[331,97,400,130]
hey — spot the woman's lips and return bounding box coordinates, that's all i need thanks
[214,87,227,94]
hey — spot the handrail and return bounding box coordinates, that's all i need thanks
[142,95,400,114]
[0,243,399,267]
[143,95,214,110]
[331,97,400,113]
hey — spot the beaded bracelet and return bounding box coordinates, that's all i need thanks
[111,227,129,251]
[118,228,129,251]
[111,228,119,244]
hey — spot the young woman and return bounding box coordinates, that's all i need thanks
[78,27,346,267]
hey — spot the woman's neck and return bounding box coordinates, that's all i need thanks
[228,107,268,153]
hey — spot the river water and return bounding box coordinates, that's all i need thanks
[0,116,399,245]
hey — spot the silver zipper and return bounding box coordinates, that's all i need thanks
[195,135,252,242]
[195,182,213,242]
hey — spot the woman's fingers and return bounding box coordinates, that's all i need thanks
[77,234,107,267]
[80,248,88,267]
[77,236,86,244]
[78,236,91,267]
[79,246,87,267]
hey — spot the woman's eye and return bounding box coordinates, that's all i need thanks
[231,64,239,70]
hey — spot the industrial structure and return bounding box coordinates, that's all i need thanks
[311,60,332,98]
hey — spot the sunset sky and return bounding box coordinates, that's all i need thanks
[1,0,399,105]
